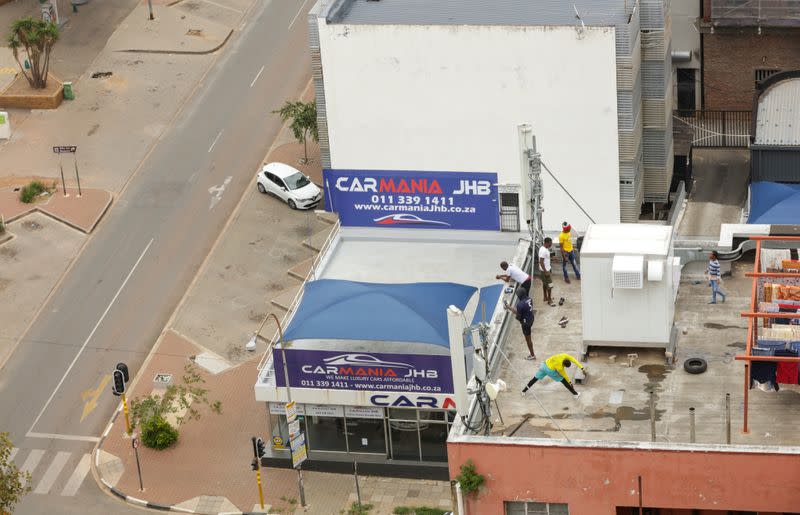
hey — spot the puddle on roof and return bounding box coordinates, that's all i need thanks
[704,322,744,330]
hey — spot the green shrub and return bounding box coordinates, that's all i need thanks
[455,459,484,495]
[140,416,179,450]
[344,502,373,514]
[19,181,47,203]
[394,507,448,515]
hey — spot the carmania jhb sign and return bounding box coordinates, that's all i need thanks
[273,350,456,408]
[323,169,500,231]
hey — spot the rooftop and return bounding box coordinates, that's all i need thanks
[317,0,633,27]
[486,258,800,447]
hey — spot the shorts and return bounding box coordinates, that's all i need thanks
[534,362,563,382]
[521,322,532,336]
[542,271,553,289]
[520,278,531,293]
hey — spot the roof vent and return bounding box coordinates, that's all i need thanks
[612,255,644,289]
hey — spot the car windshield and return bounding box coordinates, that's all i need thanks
[284,172,311,190]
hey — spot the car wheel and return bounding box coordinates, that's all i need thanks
[683,357,707,374]
[288,199,297,210]
[257,183,266,194]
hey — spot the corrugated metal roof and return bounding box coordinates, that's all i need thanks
[755,78,800,146]
[320,0,633,27]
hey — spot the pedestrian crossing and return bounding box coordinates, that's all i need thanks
[10,448,92,497]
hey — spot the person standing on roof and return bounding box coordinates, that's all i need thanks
[707,250,726,304]
[522,353,585,398]
[504,288,536,360]
[559,221,581,284]
[538,238,555,307]
[497,261,532,294]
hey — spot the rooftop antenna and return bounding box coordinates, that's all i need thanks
[573,4,586,39]
[518,123,543,249]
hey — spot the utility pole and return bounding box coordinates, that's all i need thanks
[518,123,544,249]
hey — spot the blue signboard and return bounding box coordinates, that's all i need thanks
[273,349,454,395]
[323,169,500,231]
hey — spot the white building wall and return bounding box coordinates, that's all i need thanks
[318,22,621,232]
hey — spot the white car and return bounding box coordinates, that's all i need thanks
[256,162,321,210]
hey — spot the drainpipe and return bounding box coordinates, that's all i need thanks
[455,481,466,515]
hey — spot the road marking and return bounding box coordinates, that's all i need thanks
[288,0,309,29]
[20,449,44,479]
[81,374,111,422]
[34,451,71,494]
[200,0,243,13]
[250,65,265,88]
[27,238,155,436]
[9,447,18,461]
[208,130,223,153]
[208,176,233,210]
[26,432,101,443]
[60,454,91,496]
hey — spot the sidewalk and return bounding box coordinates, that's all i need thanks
[95,123,454,515]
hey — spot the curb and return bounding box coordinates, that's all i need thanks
[118,29,234,55]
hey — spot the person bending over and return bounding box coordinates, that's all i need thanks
[522,353,585,398]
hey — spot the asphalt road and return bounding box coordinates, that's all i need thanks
[0,0,312,511]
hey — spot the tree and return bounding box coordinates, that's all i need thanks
[129,363,222,450]
[273,100,318,164]
[7,17,59,89]
[0,432,31,514]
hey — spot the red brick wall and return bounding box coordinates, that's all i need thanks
[703,30,800,110]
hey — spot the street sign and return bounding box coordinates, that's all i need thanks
[52,146,77,154]
[290,433,307,468]
[285,401,297,423]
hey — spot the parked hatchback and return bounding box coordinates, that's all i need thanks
[256,162,321,210]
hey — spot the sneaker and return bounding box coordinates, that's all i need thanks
[521,388,529,397]
[549,302,556,307]
[573,392,581,399]
[525,354,536,361]
[559,320,569,328]
[577,276,581,281]
[708,301,717,304]
[722,296,726,303]
[558,316,568,323]
[565,277,571,284]
[558,297,565,306]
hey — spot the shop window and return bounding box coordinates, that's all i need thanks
[305,416,347,452]
[419,422,448,462]
[504,502,569,515]
[346,417,387,455]
[389,418,420,460]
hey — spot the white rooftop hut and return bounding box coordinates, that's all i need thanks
[579,224,680,359]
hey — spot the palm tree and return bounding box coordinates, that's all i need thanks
[273,100,319,164]
[7,17,60,89]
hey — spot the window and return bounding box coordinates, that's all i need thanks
[504,502,569,515]
[676,68,696,112]
[755,68,780,87]
[500,192,521,232]
[305,415,347,452]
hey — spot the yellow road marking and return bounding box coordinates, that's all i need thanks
[80,374,111,422]
[0,67,18,74]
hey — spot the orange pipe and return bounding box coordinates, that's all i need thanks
[735,355,800,362]
[747,235,800,241]
[740,312,800,319]
[745,272,800,278]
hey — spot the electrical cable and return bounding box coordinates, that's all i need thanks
[539,160,597,224]
[494,345,572,442]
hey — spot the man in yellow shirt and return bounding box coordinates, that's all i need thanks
[521,353,585,398]
[558,222,581,284]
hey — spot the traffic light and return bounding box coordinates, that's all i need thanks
[251,458,258,471]
[256,438,265,458]
[116,363,129,382]
[112,369,126,396]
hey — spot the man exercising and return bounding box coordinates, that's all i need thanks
[522,353,585,398]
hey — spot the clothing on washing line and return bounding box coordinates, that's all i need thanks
[750,360,779,391]
[775,349,800,385]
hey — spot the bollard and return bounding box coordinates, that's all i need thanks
[725,393,731,444]
[689,407,696,443]
[649,390,656,442]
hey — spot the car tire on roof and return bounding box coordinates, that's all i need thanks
[683,357,707,374]
[288,199,297,210]
[257,183,266,194]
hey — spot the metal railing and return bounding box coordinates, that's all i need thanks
[710,0,800,27]
[256,220,341,373]
[672,110,751,148]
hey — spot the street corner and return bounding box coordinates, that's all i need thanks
[108,4,233,54]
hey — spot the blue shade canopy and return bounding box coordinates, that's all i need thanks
[283,279,478,347]
[471,284,504,326]
[749,182,800,225]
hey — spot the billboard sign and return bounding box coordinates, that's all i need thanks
[273,349,454,395]
[323,169,500,230]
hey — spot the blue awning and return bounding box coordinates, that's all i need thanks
[283,279,478,347]
[471,284,504,326]
[749,182,800,225]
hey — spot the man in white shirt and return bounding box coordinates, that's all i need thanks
[538,237,555,306]
[496,261,532,293]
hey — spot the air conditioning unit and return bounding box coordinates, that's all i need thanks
[612,255,644,289]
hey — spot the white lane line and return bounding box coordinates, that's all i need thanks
[27,432,100,443]
[20,449,45,480]
[34,451,71,494]
[61,454,91,496]
[250,65,265,88]
[27,238,155,436]
[288,0,309,29]
[200,0,243,13]
[208,130,223,153]
[9,447,19,461]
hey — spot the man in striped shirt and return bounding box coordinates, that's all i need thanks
[708,251,726,304]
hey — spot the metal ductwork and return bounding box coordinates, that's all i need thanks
[671,50,692,62]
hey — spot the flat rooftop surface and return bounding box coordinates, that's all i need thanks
[491,257,800,447]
